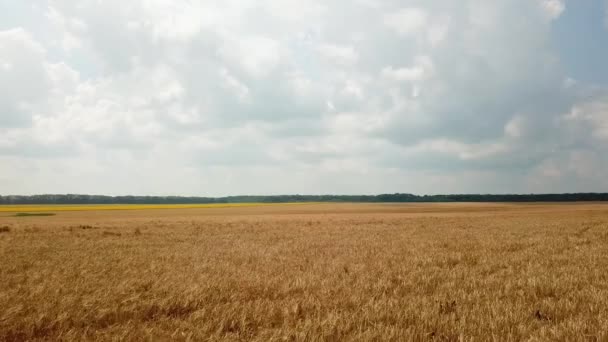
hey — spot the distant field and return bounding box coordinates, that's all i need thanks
[1,203,608,340]
[0,202,313,213]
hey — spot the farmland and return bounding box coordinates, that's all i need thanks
[0,202,313,213]
[1,203,608,340]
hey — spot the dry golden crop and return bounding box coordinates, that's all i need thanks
[1,203,608,341]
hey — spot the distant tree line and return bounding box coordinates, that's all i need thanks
[1,193,608,205]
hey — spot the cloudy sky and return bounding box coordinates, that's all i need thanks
[1,0,607,196]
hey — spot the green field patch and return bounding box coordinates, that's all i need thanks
[0,202,317,213]
[14,213,57,217]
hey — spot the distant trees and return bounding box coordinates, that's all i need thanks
[1,193,607,205]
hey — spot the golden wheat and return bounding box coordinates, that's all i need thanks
[1,203,607,341]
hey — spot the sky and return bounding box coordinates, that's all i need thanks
[1,0,607,196]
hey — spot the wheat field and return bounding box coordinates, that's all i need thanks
[1,203,608,341]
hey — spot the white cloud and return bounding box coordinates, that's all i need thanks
[381,56,434,82]
[1,0,606,195]
[219,35,283,78]
[384,8,428,35]
[219,68,250,103]
[561,99,608,141]
[0,28,52,127]
[317,43,359,67]
[504,115,526,138]
[526,150,608,192]
[427,16,451,47]
[406,139,508,161]
[382,66,424,82]
[45,6,86,51]
[540,0,565,20]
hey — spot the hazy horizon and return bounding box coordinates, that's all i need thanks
[2,191,608,199]
[2,0,608,196]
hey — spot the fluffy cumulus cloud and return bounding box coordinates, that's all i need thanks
[0,28,51,127]
[1,0,607,195]
[540,0,565,20]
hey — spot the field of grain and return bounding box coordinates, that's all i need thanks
[0,202,312,213]
[1,203,608,341]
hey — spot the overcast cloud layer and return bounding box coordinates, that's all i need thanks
[1,0,608,196]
